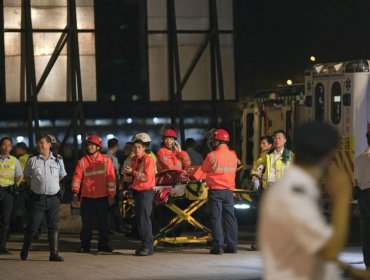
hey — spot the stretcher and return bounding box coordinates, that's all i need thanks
[153,188,212,246]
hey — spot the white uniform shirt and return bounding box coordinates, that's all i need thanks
[267,149,282,183]
[354,147,370,190]
[258,165,342,280]
[24,154,67,195]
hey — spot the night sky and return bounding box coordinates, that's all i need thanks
[235,0,370,98]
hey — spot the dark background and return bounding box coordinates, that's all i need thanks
[95,0,370,102]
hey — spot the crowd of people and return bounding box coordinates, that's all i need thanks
[1,122,370,279]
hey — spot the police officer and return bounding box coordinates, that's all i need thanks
[194,129,239,255]
[0,137,22,253]
[20,135,67,261]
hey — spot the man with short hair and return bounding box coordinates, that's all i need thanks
[107,138,120,180]
[259,122,370,279]
[20,135,66,261]
[251,129,293,189]
[185,138,203,166]
[0,137,22,253]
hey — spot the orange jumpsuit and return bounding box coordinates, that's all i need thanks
[129,153,156,191]
[72,153,116,198]
[157,147,191,173]
[195,145,238,190]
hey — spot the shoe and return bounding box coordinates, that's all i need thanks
[49,254,64,262]
[135,248,154,256]
[224,247,237,254]
[210,247,223,255]
[48,231,64,262]
[78,247,91,253]
[98,245,113,253]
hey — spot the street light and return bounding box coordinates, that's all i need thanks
[310,56,316,62]
[286,79,292,85]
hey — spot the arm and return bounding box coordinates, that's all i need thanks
[132,157,155,183]
[71,160,83,194]
[176,150,191,170]
[157,148,172,171]
[318,163,351,260]
[58,158,67,181]
[106,157,117,197]
[14,159,23,186]
[250,154,267,179]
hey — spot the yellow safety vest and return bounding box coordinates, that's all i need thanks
[0,155,17,187]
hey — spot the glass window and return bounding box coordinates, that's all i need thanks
[331,82,341,125]
[315,83,325,121]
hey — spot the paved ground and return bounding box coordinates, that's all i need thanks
[0,226,367,280]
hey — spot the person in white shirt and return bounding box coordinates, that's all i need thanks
[259,121,370,280]
[355,131,370,270]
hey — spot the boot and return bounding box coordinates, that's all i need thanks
[0,225,10,254]
[48,231,64,262]
[20,231,33,260]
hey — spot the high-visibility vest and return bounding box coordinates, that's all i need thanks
[199,145,238,190]
[0,155,17,186]
[251,148,294,188]
[72,153,116,198]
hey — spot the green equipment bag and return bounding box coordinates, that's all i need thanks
[185,181,208,200]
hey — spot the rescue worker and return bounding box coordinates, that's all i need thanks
[251,135,273,190]
[251,129,294,189]
[20,135,66,261]
[259,121,370,279]
[157,128,191,173]
[72,135,116,253]
[123,133,156,256]
[0,137,22,253]
[194,129,239,255]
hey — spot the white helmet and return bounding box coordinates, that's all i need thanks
[131,132,151,143]
[48,134,58,144]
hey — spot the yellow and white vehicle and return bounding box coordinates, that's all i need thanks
[241,59,370,186]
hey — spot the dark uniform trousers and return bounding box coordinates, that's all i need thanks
[26,195,60,233]
[0,187,14,228]
[0,187,14,248]
[134,190,154,250]
[80,197,109,249]
[358,188,370,267]
[208,189,238,250]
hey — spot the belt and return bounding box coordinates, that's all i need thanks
[30,191,58,200]
[0,185,13,190]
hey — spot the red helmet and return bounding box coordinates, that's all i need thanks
[162,128,177,138]
[86,135,103,148]
[213,129,230,142]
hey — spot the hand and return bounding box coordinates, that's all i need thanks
[173,140,181,152]
[251,175,258,182]
[348,267,370,280]
[108,196,115,206]
[123,166,133,174]
[71,193,80,208]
